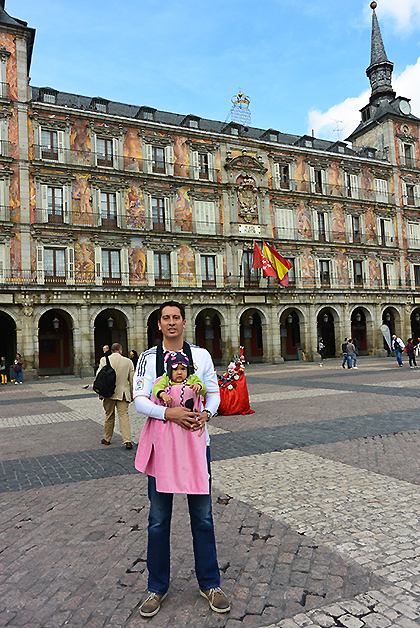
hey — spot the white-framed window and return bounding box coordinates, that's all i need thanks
[191,151,216,181]
[319,259,330,286]
[382,262,397,289]
[40,128,65,162]
[374,178,389,203]
[36,244,74,285]
[242,250,259,286]
[346,173,359,199]
[309,167,326,194]
[377,218,394,247]
[143,143,174,175]
[144,193,172,231]
[402,181,420,207]
[275,207,295,239]
[194,200,217,235]
[94,245,128,286]
[272,163,291,190]
[353,260,363,286]
[201,255,216,285]
[38,183,71,224]
[407,222,420,249]
[91,188,123,228]
[101,192,117,227]
[411,264,420,288]
[0,176,9,221]
[0,49,9,99]
[92,135,120,169]
[0,240,8,282]
[154,251,171,285]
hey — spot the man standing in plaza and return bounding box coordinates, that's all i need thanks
[392,334,405,367]
[98,342,134,449]
[133,300,230,618]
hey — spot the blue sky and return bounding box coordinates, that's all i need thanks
[13,0,420,141]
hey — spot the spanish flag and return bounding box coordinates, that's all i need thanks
[252,242,277,278]
[263,242,292,285]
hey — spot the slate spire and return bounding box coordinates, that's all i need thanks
[366,2,395,103]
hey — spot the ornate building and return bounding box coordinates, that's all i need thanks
[1,2,420,378]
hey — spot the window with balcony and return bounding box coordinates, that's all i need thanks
[407,184,415,206]
[346,173,358,199]
[374,178,388,203]
[319,260,330,286]
[152,197,166,232]
[275,207,294,239]
[314,169,324,194]
[198,153,209,179]
[404,144,414,168]
[352,215,361,243]
[414,265,420,288]
[407,222,420,249]
[195,201,217,235]
[102,249,121,285]
[383,262,389,288]
[41,129,58,160]
[154,252,171,285]
[318,212,326,242]
[101,192,117,228]
[273,163,290,190]
[152,146,165,174]
[243,251,259,286]
[47,187,63,224]
[201,255,216,286]
[353,261,363,286]
[97,138,113,167]
[44,248,66,284]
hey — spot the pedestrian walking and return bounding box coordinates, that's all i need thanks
[129,349,139,369]
[134,300,230,618]
[0,356,7,384]
[97,342,134,449]
[318,338,326,360]
[13,353,23,384]
[341,338,348,369]
[391,334,405,367]
[406,338,417,368]
[347,339,358,369]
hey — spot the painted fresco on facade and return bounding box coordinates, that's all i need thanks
[9,166,19,223]
[9,108,19,160]
[178,244,196,285]
[10,231,20,279]
[332,203,346,242]
[297,200,312,239]
[123,129,142,172]
[72,175,93,226]
[128,239,146,284]
[27,114,35,161]
[30,238,37,279]
[329,163,343,197]
[300,248,315,285]
[365,208,377,243]
[361,167,374,200]
[126,182,145,228]
[74,237,95,282]
[216,150,222,184]
[295,156,309,192]
[0,33,17,100]
[353,123,384,154]
[29,176,36,224]
[173,188,193,232]
[335,249,349,285]
[173,137,189,178]
[70,119,91,165]
[368,253,381,288]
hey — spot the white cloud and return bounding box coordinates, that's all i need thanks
[375,0,420,30]
[308,57,420,142]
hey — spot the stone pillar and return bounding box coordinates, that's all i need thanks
[77,304,94,377]
[184,304,194,344]
[19,307,37,380]
[306,302,320,361]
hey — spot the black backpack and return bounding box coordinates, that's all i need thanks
[93,355,116,398]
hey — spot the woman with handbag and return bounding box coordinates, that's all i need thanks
[13,353,23,384]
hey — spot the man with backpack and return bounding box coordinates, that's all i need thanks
[392,334,405,367]
[96,342,134,449]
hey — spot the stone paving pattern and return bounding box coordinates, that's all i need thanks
[1,358,420,627]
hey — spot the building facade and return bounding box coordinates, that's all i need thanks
[1,2,420,378]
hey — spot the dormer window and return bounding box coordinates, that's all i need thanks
[40,88,57,104]
[305,140,312,148]
[90,98,108,114]
[136,106,156,121]
[231,127,238,136]
[362,107,371,122]
[96,102,107,113]
[181,115,200,129]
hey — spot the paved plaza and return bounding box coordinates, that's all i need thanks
[1,358,420,627]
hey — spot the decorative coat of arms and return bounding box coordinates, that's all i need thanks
[237,177,258,223]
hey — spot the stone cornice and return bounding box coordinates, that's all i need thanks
[224,154,267,174]
[30,112,72,131]
[141,131,172,147]
[373,207,396,219]
[91,123,124,138]
[91,234,130,248]
[31,170,73,185]
[186,139,218,153]
[142,184,177,199]
[89,177,125,192]
[188,189,221,202]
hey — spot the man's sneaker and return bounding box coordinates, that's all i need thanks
[139,591,167,617]
[200,587,230,613]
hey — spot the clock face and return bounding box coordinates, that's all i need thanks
[400,100,411,115]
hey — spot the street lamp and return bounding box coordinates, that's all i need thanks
[355,312,362,323]
[385,312,391,322]
[248,315,254,326]
[52,317,59,331]
[287,314,293,325]
[107,317,114,329]
[323,313,328,323]
[204,316,211,327]
[415,313,420,323]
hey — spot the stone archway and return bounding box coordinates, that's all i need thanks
[147,309,163,348]
[351,307,368,355]
[195,309,222,365]
[317,308,336,357]
[280,308,302,361]
[94,309,128,360]
[0,311,16,378]
[240,308,263,363]
[411,308,420,342]
[38,309,74,375]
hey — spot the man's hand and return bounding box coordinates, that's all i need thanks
[164,406,201,430]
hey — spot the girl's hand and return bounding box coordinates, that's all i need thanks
[160,392,174,406]
[189,383,201,393]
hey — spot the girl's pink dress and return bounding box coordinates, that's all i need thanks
[135,379,209,494]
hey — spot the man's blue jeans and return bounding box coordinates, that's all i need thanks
[147,447,220,595]
[395,349,403,366]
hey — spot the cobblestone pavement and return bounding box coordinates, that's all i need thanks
[1,358,420,627]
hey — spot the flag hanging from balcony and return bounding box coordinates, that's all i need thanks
[262,241,292,286]
[251,242,277,278]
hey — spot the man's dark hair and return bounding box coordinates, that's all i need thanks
[159,301,186,320]
[111,342,122,352]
